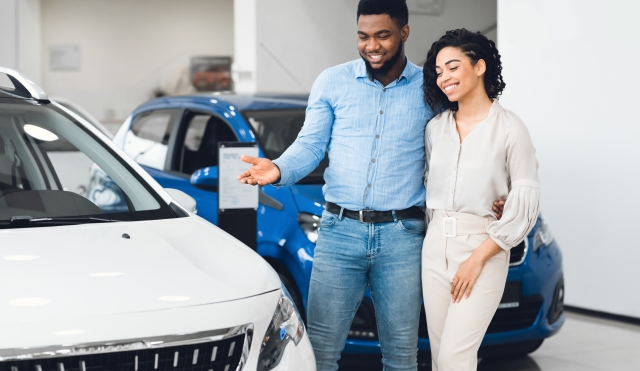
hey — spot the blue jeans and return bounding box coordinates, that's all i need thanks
[307,209,425,371]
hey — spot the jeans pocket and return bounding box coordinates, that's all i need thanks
[398,218,426,234]
[320,210,339,229]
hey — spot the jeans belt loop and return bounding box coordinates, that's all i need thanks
[442,216,457,238]
[338,207,344,220]
[392,210,398,223]
[359,210,364,223]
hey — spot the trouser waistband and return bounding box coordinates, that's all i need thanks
[431,210,493,237]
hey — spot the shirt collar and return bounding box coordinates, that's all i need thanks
[354,57,418,84]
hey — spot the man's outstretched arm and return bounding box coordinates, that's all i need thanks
[237,70,334,186]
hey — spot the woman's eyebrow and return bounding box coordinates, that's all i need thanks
[436,59,461,69]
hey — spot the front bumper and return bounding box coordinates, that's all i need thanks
[344,238,564,354]
[0,290,315,371]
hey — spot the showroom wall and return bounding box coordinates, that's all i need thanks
[40,0,234,123]
[498,0,640,318]
[0,0,41,82]
[235,0,496,93]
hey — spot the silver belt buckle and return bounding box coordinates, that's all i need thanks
[359,210,364,223]
[442,217,456,238]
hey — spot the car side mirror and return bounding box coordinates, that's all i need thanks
[164,188,197,213]
[190,166,218,192]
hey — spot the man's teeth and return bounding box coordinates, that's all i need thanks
[444,84,458,92]
[370,55,382,60]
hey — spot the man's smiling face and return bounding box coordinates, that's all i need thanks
[357,14,408,76]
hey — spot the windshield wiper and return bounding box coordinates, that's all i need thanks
[0,215,120,228]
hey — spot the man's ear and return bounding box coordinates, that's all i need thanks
[401,24,410,42]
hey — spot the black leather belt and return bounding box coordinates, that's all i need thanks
[325,202,424,223]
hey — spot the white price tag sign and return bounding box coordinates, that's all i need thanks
[219,144,259,210]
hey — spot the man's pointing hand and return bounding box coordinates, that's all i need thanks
[237,155,281,186]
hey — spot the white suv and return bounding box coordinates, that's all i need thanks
[0,67,315,371]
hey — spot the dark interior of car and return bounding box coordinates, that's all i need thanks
[177,114,237,175]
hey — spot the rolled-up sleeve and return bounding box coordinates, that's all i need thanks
[487,114,540,250]
[272,70,334,187]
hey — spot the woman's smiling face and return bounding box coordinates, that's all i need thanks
[435,47,486,102]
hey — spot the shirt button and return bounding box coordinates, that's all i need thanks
[371,159,376,163]
[383,88,386,92]
[368,184,372,188]
[376,135,380,139]
[379,110,383,114]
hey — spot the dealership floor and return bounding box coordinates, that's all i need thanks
[340,311,640,371]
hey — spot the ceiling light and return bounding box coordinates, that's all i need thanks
[23,124,58,141]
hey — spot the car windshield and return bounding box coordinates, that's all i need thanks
[0,99,175,227]
[242,109,327,184]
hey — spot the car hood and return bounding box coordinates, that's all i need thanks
[290,184,325,216]
[0,216,280,324]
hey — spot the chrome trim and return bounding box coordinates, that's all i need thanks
[0,67,49,101]
[509,237,529,267]
[0,324,254,369]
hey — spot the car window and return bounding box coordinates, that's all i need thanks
[130,110,177,145]
[0,101,176,226]
[174,112,238,175]
[242,109,327,184]
[125,109,180,170]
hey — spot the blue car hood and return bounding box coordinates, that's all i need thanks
[290,184,325,216]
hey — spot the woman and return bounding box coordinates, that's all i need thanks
[421,29,540,371]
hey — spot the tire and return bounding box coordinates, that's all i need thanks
[277,271,306,323]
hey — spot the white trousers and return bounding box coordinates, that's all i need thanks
[422,210,509,371]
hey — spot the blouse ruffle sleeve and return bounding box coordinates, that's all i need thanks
[486,111,540,250]
[487,182,540,250]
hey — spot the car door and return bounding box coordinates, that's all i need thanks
[148,110,239,224]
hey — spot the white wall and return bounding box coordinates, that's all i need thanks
[18,0,42,83]
[0,0,19,69]
[236,0,496,93]
[498,0,640,318]
[41,0,234,123]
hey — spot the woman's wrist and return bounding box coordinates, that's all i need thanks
[473,238,502,263]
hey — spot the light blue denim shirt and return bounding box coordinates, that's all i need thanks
[273,58,433,211]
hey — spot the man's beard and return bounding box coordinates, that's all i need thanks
[362,42,404,80]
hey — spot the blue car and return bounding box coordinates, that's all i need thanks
[108,93,565,359]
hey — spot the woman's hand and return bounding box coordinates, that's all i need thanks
[451,237,503,303]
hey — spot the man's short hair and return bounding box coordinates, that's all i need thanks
[357,0,409,30]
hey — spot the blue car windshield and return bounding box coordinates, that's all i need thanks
[242,109,328,184]
[0,99,176,227]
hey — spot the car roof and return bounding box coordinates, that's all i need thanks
[137,93,309,113]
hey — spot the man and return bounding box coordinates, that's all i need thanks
[238,1,503,370]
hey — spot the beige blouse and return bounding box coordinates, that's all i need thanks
[425,100,540,250]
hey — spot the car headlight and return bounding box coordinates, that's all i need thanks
[257,286,305,371]
[532,218,554,252]
[298,213,320,243]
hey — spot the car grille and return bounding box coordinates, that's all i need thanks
[0,328,251,371]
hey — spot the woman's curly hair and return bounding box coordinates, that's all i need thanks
[423,28,505,113]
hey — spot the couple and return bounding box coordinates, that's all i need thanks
[238,1,539,370]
